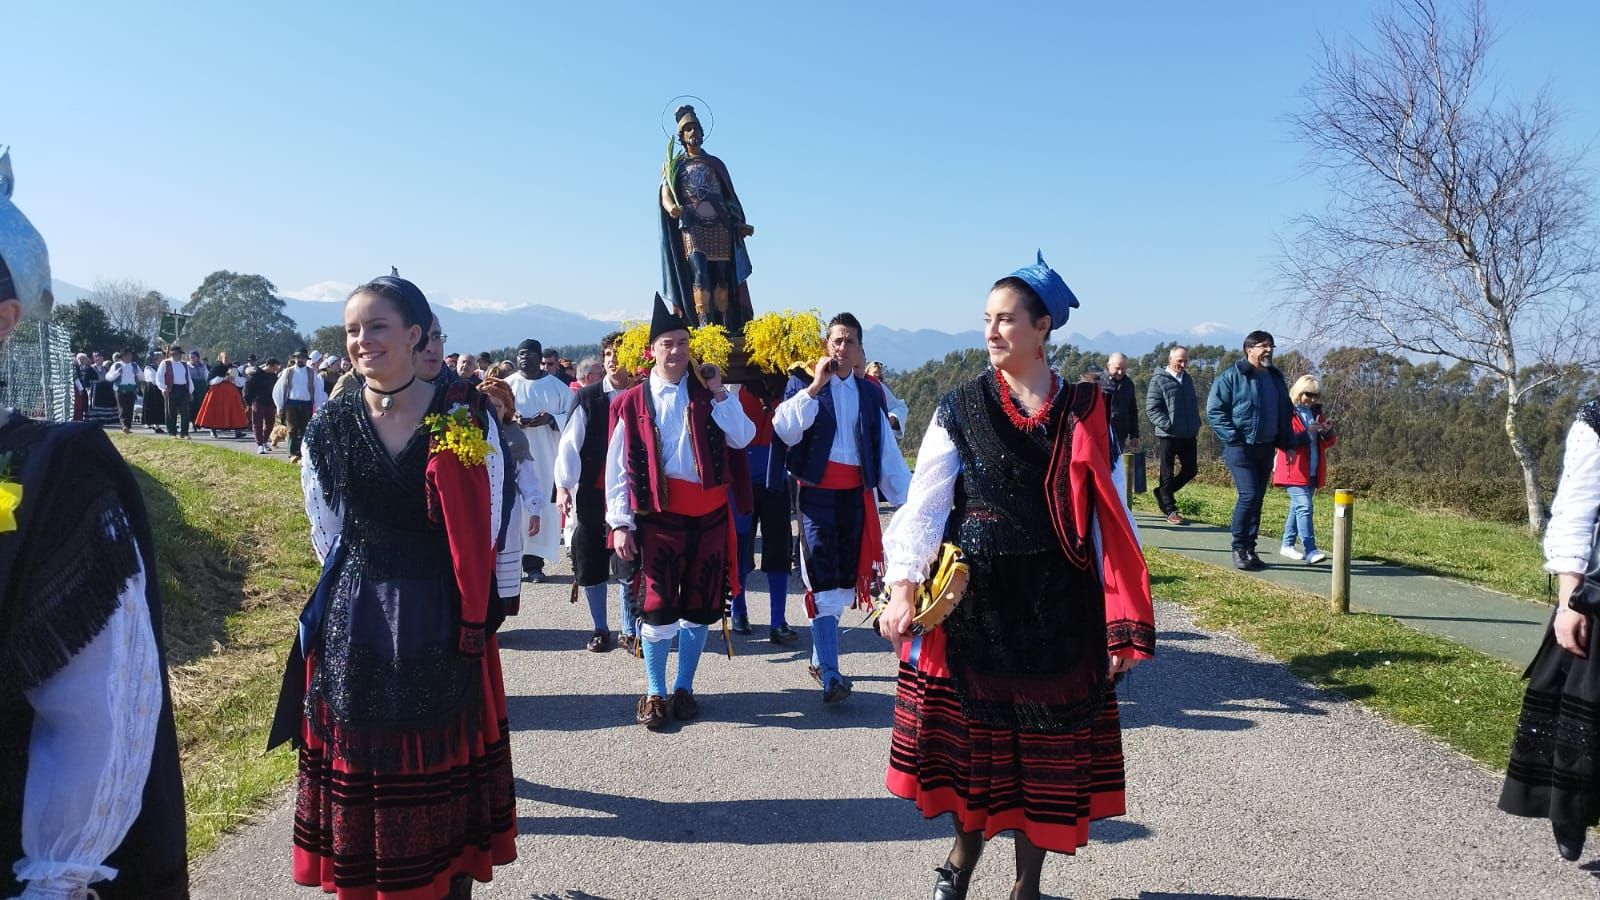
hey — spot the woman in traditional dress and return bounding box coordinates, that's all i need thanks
[877,254,1156,900]
[140,350,167,432]
[1501,398,1600,861]
[194,365,249,437]
[273,274,516,899]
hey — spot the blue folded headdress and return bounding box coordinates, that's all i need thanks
[0,146,54,320]
[1009,251,1078,332]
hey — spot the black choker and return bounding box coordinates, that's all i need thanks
[367,376,416,416]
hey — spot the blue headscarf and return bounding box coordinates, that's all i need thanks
[0,146,53,320]
[357,269,433,352]
[1009,251,1078,332]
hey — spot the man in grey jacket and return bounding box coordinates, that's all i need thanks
[1146,345,1199,525]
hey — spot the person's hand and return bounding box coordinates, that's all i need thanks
[738,223,755,238]
[556,488,573,519]
[1109,653,1143,678]
[887,413,901,431]
[807,356,836,397]
[528,515,541,538]
[877,583,918,654]
[666,203,682,219]
[1556,607,1590,658]
[613,527,636,561]
[703,365,728,399]
[522,412,554,428]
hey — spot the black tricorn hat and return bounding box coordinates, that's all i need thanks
[649,292,688,342]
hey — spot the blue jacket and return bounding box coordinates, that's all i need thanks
[1206,359,1303,449]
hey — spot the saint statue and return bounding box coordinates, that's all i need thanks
[660,103,754,332]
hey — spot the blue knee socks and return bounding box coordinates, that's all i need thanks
[642,636,670,698]
[811,614,840,685]
[769,572,789,629]
[583,583,609,633]
[674,624,709,693]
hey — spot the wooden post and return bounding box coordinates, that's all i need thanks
[1332,489,1353,614]
[1122,452,1135,509]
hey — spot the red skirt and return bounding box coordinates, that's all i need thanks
[885,627,1126,854]
[291,635,517,899]
[195,382,249,430]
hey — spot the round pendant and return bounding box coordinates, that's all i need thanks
[379,395,394,415]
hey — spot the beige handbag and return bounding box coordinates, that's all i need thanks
[911,543,970,634]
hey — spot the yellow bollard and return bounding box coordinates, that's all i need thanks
[1332,489,1353,613]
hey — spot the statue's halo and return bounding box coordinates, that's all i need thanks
[660,95,716,141]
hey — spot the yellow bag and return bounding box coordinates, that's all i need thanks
[912,543,969,634]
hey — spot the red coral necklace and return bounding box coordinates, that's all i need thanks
[995,367,1057,431]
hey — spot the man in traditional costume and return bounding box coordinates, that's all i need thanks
[244,357,281,453]
[0,146,189,899]
[606,295,754,729]
[273,347,327,464]
[556,331,639,653]
[505,337,571,583]
[659,104,755,331]
[773,312,912,703]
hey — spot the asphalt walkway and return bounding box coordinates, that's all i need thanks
[188,559,1595,900]
[1133,510,1552,667]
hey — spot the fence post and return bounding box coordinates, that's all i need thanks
[1332,489,1354,613]
[1121,451,1135,509]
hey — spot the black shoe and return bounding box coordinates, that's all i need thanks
[1555,822,1587,861]
[1232,549,1252,570]
[931,862,974,900]
[823,676,852,704]
[730,615,752,635]
[1246,551,1267,571]
[769,624,801,645]
[523,568,544,584]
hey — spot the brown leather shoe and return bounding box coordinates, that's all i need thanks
[618,633,639,656]
[670,687,699,721]
[636,694,669,729]
[586,630,612,653]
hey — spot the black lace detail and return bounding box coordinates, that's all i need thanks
[1580,398,1600,439]
[302,385,483,769]
[1107,617,1157,656]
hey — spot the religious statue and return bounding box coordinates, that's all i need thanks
[660,103,755,332]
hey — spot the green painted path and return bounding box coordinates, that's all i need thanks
[1134,510,1553,667]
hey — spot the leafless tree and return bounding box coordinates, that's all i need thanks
[90,278,167,348]
[1282,0,1599,532]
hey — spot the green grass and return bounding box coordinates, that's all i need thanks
[114,435,317,856]
[1147,546,1524,768]
[1135,480,1549,602]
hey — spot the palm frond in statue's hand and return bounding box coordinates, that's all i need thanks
[662,137,682,207]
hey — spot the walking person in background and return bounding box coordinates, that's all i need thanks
[141,349,166,433]
[273,348,326,464]
[863,359,909,443]
[1274,375,1337,564]
[1206,331,1295,570]
[1146,345,1200,525]
[155,345,194,439]
[244,357,280,453]
[878,254,1154,900]
[72,352,96,421]
[506,338,571,583]
[195,362,249,438]
[186,350,208,422]
[1101,352,1139,453]
[1502,399,1600,863]
[106,347,143,433]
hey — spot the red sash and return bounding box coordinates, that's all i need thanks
[810,462,882,611]
[664,477,741,596]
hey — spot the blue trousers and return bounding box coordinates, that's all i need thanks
[1282,485,1317,554]
[1223,443,1276,552]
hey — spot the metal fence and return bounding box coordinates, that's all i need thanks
[0,319,73,421]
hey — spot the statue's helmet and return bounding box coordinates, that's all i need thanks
[675,105,702,136]
[0,146,54,320]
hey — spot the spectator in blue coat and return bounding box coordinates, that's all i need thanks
[1206,331,1301,570]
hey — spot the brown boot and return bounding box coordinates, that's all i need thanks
[670,687,700,721]
[636,695,669,730]
[692,288,711,326]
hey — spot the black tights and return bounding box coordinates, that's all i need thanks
[448,874,473,899]
[946,824,1048,900]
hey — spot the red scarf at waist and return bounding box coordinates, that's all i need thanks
[664,477,740,596]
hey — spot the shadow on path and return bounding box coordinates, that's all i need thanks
[515,779,1154,848]
[1117,636,1333,733]
[506,686,896,733]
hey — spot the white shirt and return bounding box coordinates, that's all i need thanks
[771,372,912,505]
[15,541,161,900]
[272,364,327,407]
[1546,418,1600,575]
[106,361,141,387]
[554,376,624,492]
[603,372,756,530]
[153,359,190,388]
[879,380,909,441]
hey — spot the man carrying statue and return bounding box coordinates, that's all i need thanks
[659,103,755,332]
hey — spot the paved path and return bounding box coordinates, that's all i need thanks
[1133,510,1552,667]
[190,556,1597,900]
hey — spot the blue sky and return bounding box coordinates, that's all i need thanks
[6,1,1598,338]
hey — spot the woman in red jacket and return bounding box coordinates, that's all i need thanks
[1274,375,1338,564]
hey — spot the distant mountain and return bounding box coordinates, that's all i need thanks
[865,323,1248,372]
[50,279,92,304]
[277,296,621,353]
